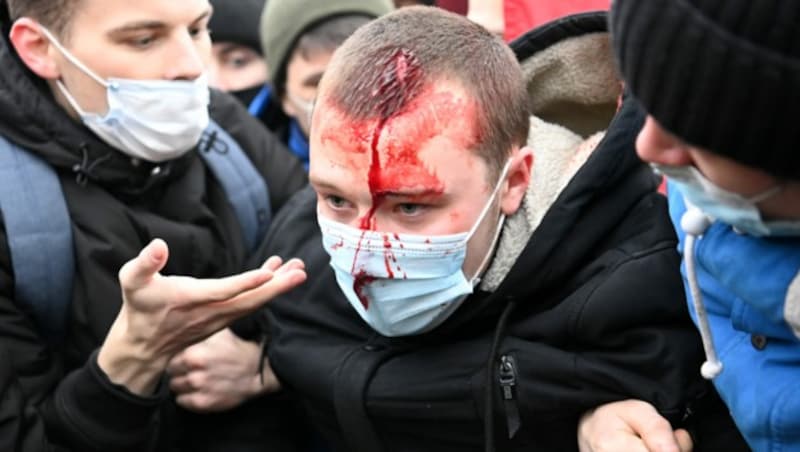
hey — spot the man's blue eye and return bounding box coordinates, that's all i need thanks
[398,204,421,215]
[327,196,347,208]
[129,35,157,48]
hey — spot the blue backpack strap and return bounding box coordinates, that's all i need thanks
[198,120,271,251]
[0,135,74,344]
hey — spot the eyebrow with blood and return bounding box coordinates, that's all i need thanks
[320,48,479,231]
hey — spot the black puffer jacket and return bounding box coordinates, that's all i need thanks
[0,11,308,452]
[262,13,733,452]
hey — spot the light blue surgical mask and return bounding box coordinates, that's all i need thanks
[319,160,511,337]
[654,164,800,237]
[41,26,210,162]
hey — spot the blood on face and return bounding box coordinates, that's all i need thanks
[316,49,479,309]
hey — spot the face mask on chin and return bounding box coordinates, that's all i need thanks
[319,160,512,337]
[40,26,210,163]
[653,163,800,237]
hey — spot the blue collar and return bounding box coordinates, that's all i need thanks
[248,84,309,171]
[248,85,272,117]
[288,120,309,171]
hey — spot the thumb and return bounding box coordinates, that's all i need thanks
[674,429,693,452]
[119,238,169,290]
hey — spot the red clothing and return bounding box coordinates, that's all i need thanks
[436,0,468,15]
[504,0,610,41]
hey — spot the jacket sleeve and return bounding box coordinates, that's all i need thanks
[562,243,705,420]
[0,221,168,452]
[477,243,708,449]
[208,89,308,214]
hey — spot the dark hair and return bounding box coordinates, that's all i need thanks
[276,14,371,96]
[7,0,78,39]
[324,7,528,179]
[296,14,371,62]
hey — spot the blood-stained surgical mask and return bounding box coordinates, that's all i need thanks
[319,160,511,337]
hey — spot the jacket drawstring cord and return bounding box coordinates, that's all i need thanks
[72,143,112,186]
[681,208,723,379]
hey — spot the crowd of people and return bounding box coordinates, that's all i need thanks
[0,0,796,451]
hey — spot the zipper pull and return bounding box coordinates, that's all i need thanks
[498,355,521,439]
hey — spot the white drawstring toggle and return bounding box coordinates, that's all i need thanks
[701,360,723,379]
[681,208,712,236]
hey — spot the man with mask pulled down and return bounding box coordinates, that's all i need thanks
[579,0,800,451]
[0,0,309,451]
[259,6,722,451]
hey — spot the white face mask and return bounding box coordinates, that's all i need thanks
[286,91,314,133]
[653,164,800,237]
[318,160,511,337]
[41,27,210,162]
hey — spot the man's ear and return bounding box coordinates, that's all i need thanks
[500,145,533,216]
[9,17,61,79]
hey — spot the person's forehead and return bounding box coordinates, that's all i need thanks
[314,79,479,143]
[211,42,258,55]
[70,0,211,32]
[286,51,331,85]
[310,83,484,191]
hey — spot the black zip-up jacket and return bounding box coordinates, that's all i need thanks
[261,14,739,452]
[0,11,309,452]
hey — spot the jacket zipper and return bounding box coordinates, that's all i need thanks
[498,354,521,439]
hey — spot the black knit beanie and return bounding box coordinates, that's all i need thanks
[610,0,800,180]
[209,0,266,53]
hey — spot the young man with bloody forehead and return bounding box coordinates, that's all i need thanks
[261,7,715,451]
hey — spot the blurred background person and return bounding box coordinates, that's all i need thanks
[503,0,609,42]
[437,0,468,14]
[208,0,269,106]
[252,0,394,170]
[465,0,610,42]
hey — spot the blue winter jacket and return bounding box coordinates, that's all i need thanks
[669,185,800,451]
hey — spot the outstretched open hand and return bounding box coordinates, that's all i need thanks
[98,239,306,395]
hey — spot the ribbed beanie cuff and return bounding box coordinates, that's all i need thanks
[611,0,800,180]
[209,0,266,52]
[260,0,394,90]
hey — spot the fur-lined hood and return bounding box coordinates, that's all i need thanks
[482,13,629,291]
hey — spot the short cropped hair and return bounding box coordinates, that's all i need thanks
[7,0,79,39]
[323,7,529,179]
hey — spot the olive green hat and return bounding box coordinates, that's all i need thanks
[260,0,393,89]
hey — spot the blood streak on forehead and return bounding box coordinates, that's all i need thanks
[376,90,477,194]
[319,50,480,310]
[318,49,479,230]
